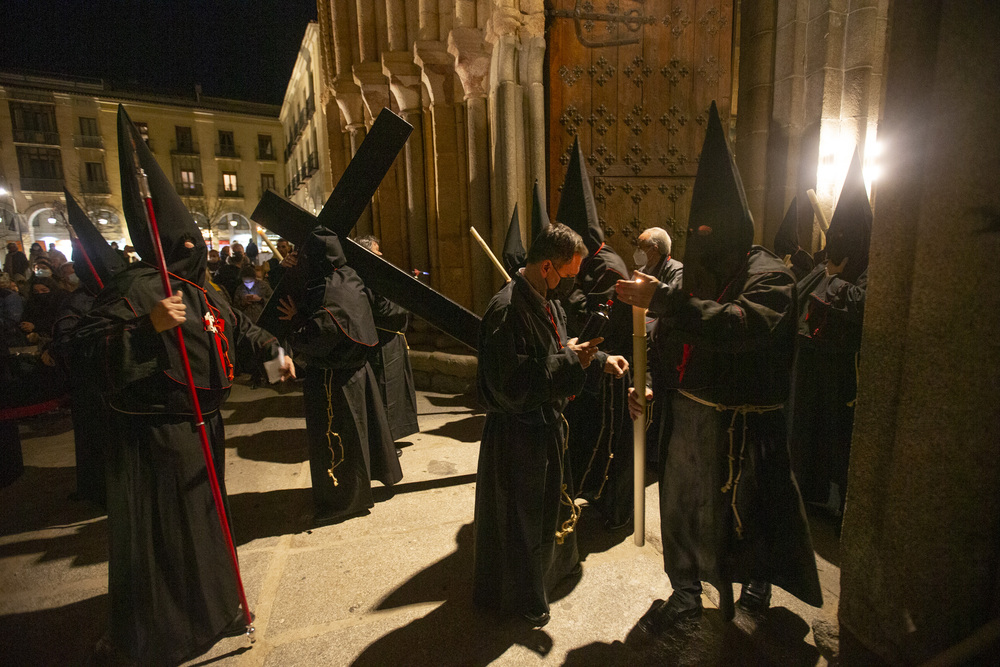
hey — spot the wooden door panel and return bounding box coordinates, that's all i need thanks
[547,0,734,265]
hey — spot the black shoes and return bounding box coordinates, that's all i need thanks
[519,609,551,628]
[637,598,703,635]
[736,581,772,615]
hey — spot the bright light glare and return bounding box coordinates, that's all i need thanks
[47,217,57,224]
[229,219,237,226]
[98,218,109,225]
[0,187,9,196]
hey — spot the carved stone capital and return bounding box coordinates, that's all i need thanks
[413,40,458,107]
[353,61,391,119]
[448,28,493,100]
[381,51,423,112]
[333,77,365,129]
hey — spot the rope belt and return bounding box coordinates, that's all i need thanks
[555,415,582,545]
[323,368,344,486]
[677,390,783,539]
[374,327,409,350]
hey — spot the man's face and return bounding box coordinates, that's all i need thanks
[276,241,290,255]
[6,243,16,253]
[370,241,382,257]
[33,283,51,295]
[543,253,583,290]
[637,232,661,266]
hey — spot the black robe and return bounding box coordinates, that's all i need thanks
[288,262,402,522]
[644,256,684,467]
[647,247,822,607]
[366,289,419,441]
[474,272,587,617]
[789,265,867,507]
[562,244,635,526]
[49,289,106,507]
[74,264,281,666]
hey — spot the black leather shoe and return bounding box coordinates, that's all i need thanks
[519,609,551,628]
[637,598,702,635]
[736,580,772,615]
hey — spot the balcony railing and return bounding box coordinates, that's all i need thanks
[305,152,319,177]
[215,144,240,159]
[256,147,276,161]
[219,186,244,199]
[176,182,204,197]
[81,180,111,194]
[305,95,316,118]
[20,177,65,192]
[170,140,200,155]
[74,134,104,149]
[13,129,60,145]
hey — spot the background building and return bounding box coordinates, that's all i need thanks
[0,70,285,256]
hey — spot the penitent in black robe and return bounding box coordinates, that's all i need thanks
[648,247,823,608]
[366,289,419,441]
[287,231,402,523]
[74,263,281,666]
[644,255,684,468]
[789,265,867,508]
[562,244,635,526]
[49,289,106,507]
[474,272,587,618]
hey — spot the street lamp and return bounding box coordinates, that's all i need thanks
[0,186,26,250]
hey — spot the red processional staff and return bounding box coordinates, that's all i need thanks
[124,134,255,641]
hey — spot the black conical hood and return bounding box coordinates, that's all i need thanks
[773,196,800,258]
[530,179,550,243]
[555,137,603,254]
[502,204,526,274]
[64,189,125,293]
[117,105,206,282]
[682,101,755,298]
[825,149,872,282]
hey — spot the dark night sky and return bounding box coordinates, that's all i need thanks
[0,0,318,106]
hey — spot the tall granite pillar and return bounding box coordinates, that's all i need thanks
[839,1,1000,663]
[449,27,494,313]
[384,52,430,273]
[414,40,474,308]
[486,28,523,257]
[520,29,547,238]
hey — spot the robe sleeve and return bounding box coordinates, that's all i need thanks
[368,291,409,333]
[219,296,281,373]
[478,304,585,414]
[648,269,794,353]
[809,271,867,324]
[72,303,170,393]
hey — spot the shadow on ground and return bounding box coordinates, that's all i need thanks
[0,593,107,665]
[229,488,314,545]
[422,415,485,443]
[806,511,841,568]
[563,603,819,666]
[222,393,304,426]
[0,465,106,536]
[421,394,480,411]
[228,427,309,464]
[351,523,578,666]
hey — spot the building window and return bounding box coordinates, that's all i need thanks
[85,161,106,182]
[257,134,274,160]
[260,173,276,192]
[218,130,236,158]
[16,146,64,191]
[175,126,194,153]
[9,101,59,144]
[181,170,196,189]
[223,172,238,191]
[79,117,99,136]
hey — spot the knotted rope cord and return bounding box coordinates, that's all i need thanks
[323,368,344,486]
[555,415,582,545]
[678,390,783,539]
[846,351,860,407]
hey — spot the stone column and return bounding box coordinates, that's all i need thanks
[414,40,473,308]
[838,1,1000,663]
[383,51,430,273]
[520,27,547,239]
[486,28,523,255]
[449,27,494,313]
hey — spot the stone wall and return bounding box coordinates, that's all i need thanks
[838,1,1000,662]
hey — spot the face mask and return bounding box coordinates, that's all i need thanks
[65,274,80,287]
[34,268,52,278]
[243,280,255,289]
[547,273,575,301]
[633,249,648,267]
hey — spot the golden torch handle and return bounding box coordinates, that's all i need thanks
[632,303,647,547]
[470,226,511,283]
[257,226,283,262]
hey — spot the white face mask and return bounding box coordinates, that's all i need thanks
[632,249,647,267]
[65,274,80,287]
[243,280,255,289]
[35,268,52,278]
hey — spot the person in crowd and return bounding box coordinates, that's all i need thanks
[3,242,29,282]
[356,235,419,452]
[266,238,293,287]
[207,248,222,276]
[0,272,24,349]
[214,242,246,299]
[232,264,272,323]
[20,276,66,348]
[28,242,47,266]
[616,102,822,633]
[47,242,68,270]
[276,225,402,525]
[473,222,598,628]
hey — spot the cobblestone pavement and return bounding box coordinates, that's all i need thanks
[0,379,841,665]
